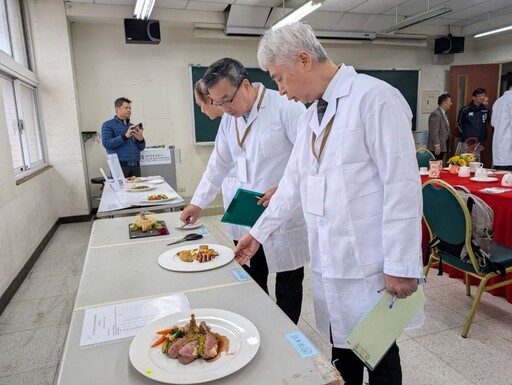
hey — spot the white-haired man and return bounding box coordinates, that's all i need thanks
[234,22,424,385]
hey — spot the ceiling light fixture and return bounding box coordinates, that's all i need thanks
[382,6,452,34]
[272,0,324,30]
[474,24,512,38]
[134,0,155,20]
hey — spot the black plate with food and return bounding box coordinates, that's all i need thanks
[129,220,169,238]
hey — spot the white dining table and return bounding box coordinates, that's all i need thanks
[55,212,343,385]
[97,180,186,218]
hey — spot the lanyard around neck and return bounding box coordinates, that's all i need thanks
[235,87,267,149]
[311,98,339,165]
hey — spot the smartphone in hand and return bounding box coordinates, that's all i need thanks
[136,122,143,131]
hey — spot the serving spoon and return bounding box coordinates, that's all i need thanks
[166,233,203,246]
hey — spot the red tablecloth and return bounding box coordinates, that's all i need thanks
[421,171,512,303]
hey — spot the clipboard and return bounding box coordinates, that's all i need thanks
[346,286,426,370]
[221,188,266,228]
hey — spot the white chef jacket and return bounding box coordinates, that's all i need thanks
[251,66,424,348]
[191,83,309,273]
[491,90,512,166]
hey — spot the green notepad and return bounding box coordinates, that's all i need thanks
[346,286,426,370]
[221,188,266,228]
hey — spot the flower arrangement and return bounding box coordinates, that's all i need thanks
[447,153,475,166]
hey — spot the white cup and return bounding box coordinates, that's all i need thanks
[469,162,483,172]
[475,168,487,178]
[419,167,428,173]
[458,166,471,177]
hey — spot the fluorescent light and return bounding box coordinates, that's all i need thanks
[474,24,512,38]
[133,0,155,20]
[272,0,324,30]
[382,6,452,33]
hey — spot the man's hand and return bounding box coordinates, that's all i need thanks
[383,274,418,299]
[234,233,261,266]
[180,204,202,225]
[434,145,441,156]
[256,187,277,208]
[125,125,140,139]
[133,126,144,141]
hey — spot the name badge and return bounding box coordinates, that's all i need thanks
[237,156,248,183]
[306,174,325,216]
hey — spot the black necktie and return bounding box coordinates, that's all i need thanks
[317,98,328,124]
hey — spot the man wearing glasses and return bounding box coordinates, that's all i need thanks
[180,58,309,324]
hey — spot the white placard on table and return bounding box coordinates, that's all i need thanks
[106,153,125,190]
[79,294,189,347]
[140,148,172,165]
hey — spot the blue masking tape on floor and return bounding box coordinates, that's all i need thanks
[284,332,319,358]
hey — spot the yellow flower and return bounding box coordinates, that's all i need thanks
[448,153,474,166]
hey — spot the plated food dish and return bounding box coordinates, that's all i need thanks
[139,193,176,203]
[128,184,154,192]
[129,309,260,384]
[158,244,234,272]
[126,176,147,183]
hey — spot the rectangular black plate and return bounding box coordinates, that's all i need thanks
[128,220,169,239]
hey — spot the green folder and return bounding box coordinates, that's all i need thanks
[221,188,266,228]
[346,286,426,370]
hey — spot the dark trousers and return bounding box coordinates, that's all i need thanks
[331,335,402,385]
[494,165,512,171]
[235,241,304,324]
[120,164,141,177]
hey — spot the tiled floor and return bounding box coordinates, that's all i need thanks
[1,215,512,385]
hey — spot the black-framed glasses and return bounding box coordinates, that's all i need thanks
[212,81,244,108]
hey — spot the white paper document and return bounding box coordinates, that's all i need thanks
[79,294,189,347]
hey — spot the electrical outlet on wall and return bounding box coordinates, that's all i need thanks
[178,187,186,193]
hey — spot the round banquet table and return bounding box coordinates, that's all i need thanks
[421,171,512,303]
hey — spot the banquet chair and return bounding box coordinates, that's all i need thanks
[422,179,512,338]
[416,148,435,168]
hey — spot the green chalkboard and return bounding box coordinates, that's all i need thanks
[190,65,278,144]
[190,66,419,143]
[358,69,419,130]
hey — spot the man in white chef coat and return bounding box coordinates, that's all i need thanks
[491,79,512,171]
[180,58,309,324]
[234,23,424,385]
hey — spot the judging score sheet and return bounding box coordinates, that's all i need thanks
[79,294,189,347]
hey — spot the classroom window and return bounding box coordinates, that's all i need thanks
[0,0,45,177]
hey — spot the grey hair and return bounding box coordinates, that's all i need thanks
[257,22,329,70]
[203,58,250,90]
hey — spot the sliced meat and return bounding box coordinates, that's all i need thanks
[200,333,219,360]
[167,337,188,358]
[199,321,210,334]
[178,340,199,365]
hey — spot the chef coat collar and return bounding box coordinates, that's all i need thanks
[236,82,265,129]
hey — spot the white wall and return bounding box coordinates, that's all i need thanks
[70,22,448,198]
[0,0,88,297]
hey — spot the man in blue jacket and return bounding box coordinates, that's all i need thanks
[101,97,145,177]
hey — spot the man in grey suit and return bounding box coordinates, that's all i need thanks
[427,93,452,163]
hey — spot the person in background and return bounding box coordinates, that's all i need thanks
[101,97,145,177]
[194,79,223,120]
[180,58,309,324]
[427,93,452,163]
[193,79,238,219]
[234,22,423,385]
[457,88,489,143]
[491,79,512,171]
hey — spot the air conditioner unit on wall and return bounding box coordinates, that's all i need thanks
[431,53,454,65]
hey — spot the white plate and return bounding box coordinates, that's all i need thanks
[127,185,155,192]
[470,177,498,183]
[158,244,234,272]
[140,193,179,203]
[174,221,204,230]
[147,179,165,184]
[129,309,260,384]
[419,171,429,176]
[125,177,147,183]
